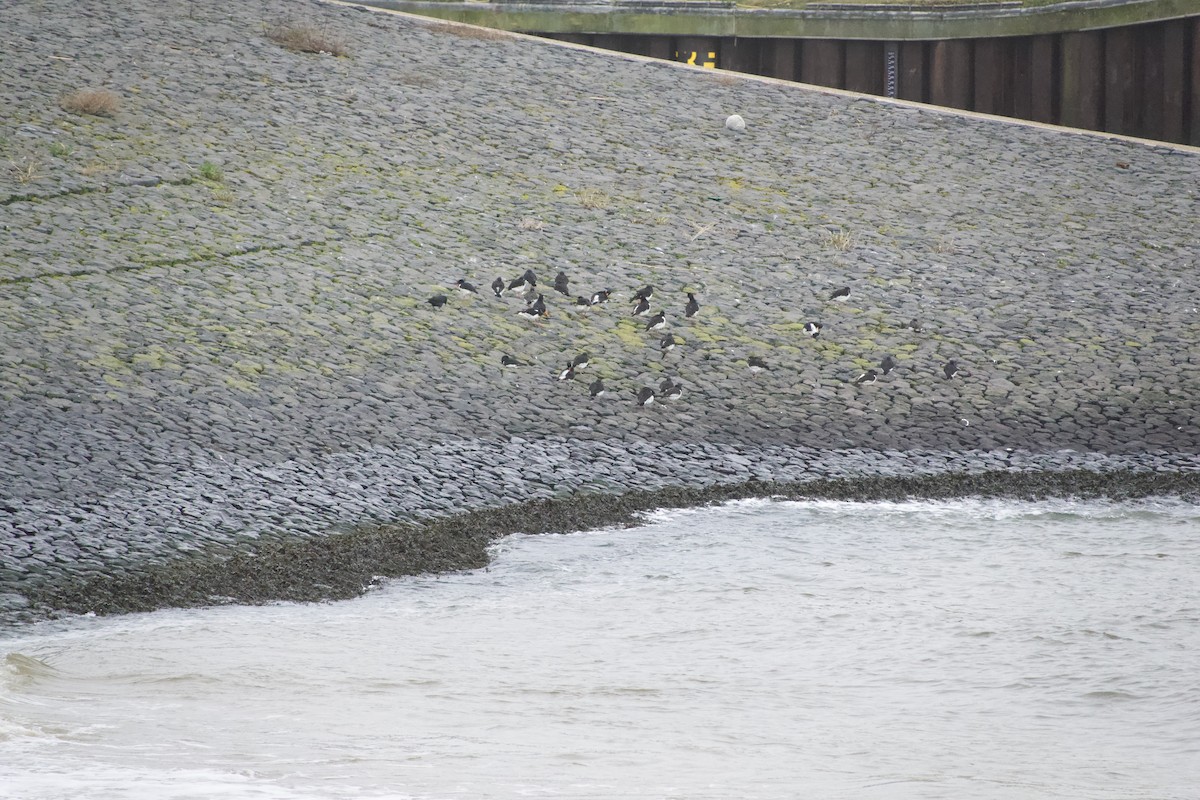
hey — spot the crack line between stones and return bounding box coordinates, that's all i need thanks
[0,239,330,287]
[1,175,199,207]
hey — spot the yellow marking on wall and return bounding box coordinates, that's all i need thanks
[674,51,718,69]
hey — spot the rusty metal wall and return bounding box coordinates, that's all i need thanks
[547,17,1200,146]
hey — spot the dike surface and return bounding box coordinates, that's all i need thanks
[1,0,1198,627]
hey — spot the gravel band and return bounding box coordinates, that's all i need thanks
[2,0,1198,628]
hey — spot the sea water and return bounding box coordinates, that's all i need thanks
[1,498,1197,800]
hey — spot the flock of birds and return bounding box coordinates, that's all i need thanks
[426,268,961,407]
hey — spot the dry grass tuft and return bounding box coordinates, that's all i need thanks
[396,70,439,89]
[574,188,611,210]
[931,235,955,254]
[423,21,512,41]
[9,157,44,184]
[823,228,853,251]
[265,20,348,57]
[80,161,114,177]
[518,217,545,231]
[61,89,120,117]
[688,219,721,241]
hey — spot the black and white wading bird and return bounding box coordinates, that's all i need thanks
[427,294,448,309]
[854,369,878,385]
[589,378,607,397]
[632,296,651,317]
[528,294,547,317]
[659,333,677,356]
[455,279,478,295]
[589,289,612,305]
[943,360,959,379]
[684,292,700,319]
[645,311,666,331]
[501,354,520,367]
[659,378,683,400]
[829,286,850,301]
[636,387,655,407]
[747,356,769,373]
[634,285,654,302]
[491,277,505,297]
[507,269,537,296]
[804,322,823,338]
[558,363,576,381]
[507,275,531,296]
[880,355,897,375]
[571,352,590,371]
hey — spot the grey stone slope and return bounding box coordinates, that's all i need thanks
[1,0,1198,622]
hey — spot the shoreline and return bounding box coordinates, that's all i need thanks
[11,466,1200,628]
[4,434,1198,628]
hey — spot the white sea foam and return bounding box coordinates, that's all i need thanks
[0,761,416,800]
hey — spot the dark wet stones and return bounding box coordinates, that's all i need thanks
[4,438,1199,626]
[24,476,816,616]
